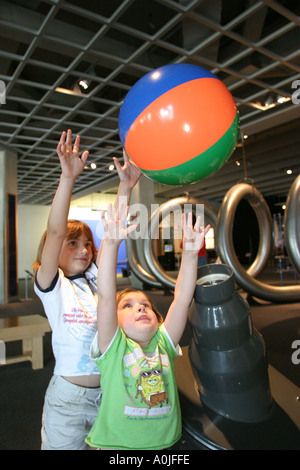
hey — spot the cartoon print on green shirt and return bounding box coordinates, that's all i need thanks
[135,369,168,408]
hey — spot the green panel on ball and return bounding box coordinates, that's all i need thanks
[140,112,239,186]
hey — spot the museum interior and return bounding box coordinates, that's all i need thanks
[0,0,299,450]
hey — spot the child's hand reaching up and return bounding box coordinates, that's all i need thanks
[101,203,137,244]
[57,129,89,179]
[113,150,142,190]
[182,212,211,256]
[163,213,210,347]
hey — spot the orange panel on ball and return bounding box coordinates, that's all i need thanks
[124,77,237,171]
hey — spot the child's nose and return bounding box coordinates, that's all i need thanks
[137,304,146,312]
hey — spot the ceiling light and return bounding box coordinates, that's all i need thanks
[277,95,291,104]
[108,164,115,171]
[264,93,276,109]
[79,79,90,90]
[90,162,97,169]
[249,94,278,111]
[286,169,292,174]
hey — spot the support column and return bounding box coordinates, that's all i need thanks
[0,148,18,304]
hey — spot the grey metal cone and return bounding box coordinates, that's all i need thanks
[188,263,273,423]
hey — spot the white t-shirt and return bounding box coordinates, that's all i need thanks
[34,263,99,377]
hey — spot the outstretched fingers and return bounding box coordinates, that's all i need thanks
[65,128,73,152]
[182,212,195,240]
[81,150,89,166]
[56,130,66,157]
[72,134,80,155]
[182,212,211,252]
[193,215,201,232]
[57,129,88,161]
[101,203,136,241]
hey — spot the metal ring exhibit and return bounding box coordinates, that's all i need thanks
[284,174,300,275]
[126,236,162,288]
[218,182,272,278]
[216,182,300,302]
[143,197,219,290]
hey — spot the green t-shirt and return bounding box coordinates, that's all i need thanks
[86,324,182,450]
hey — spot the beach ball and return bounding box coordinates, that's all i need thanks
[118,64,239,186]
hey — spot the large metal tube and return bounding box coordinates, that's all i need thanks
[284,174,300,275]
[221,182,272,277]
[126,236,162,288]
[217,182,300,302]
[143,197,219,290]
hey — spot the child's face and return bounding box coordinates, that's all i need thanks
[58,234,93,276]
[117,292,159,347]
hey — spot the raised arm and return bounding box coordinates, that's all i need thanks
[36,129,89,290]
[97,203,136,353]
[96,150,141,263]
[164,213,210,346]
[113,150,142,209]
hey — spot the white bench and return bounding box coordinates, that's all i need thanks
[0,314,51,370]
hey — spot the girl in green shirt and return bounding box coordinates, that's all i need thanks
[86,204,210,450]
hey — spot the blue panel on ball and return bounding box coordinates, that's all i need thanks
[118,64,217,145]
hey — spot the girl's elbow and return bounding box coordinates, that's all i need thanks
[46,225,67,240]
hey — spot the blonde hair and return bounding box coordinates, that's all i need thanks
[32,219,97,272]
[116,288,164,325]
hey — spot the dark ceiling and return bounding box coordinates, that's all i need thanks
[0,0,299,205]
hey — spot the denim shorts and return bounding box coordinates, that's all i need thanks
[41,375,102,450]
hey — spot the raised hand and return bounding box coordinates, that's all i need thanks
[56,129,89,179]
[101,203,137,243]
[182,212,210,255]
[113,149,142,190]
